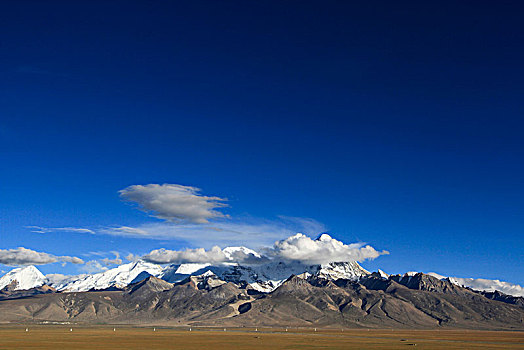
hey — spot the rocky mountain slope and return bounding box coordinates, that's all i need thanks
[1,236,522,329]
[9,258,370,293]
[0,270,522,329]
[2,235,521,297]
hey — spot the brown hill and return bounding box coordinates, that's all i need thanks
[0,273,522,330]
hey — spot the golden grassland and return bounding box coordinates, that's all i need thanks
[0,325,523,350]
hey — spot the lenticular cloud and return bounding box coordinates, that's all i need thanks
[119,184,228,224]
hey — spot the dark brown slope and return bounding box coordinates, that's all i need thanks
[230,275,441,328]
[116,277,248,324]
[361,274,524,329]
[0,273,522,330]
[0,276,248,325]
[478,290,524,308]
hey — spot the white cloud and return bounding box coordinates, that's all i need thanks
[125,253,140,262]
[266,233,388,265]
[101,252,122,266]
[142,245,268,265]
[101,217,326,248]
[119,184,228,224]
[429,272,524,297]
[141,233,386,266]
[80,260,108,274]
[224,247,269,265]
[277,216,328,235]
[143,246,228,264]
[45,273,87,286]
[27,182,328,249]
[60,256,85,265]
[103,226,151,236]
[26,226,95,234]
[0,247,55,265]
[451,277,524,297]
[0,247,84,266]
[80,251,123,267]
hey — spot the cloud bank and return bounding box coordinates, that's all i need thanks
[449,277,524,297]
[428,272,524,298]
[142,233,386,266]
[119,184,228,224]
[267,233,388,264]
[0,247,84,266]
[143,246,229,264]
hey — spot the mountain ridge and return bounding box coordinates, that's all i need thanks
[2,256,523,298]
[0,265,523,329]
[1,271,522,329]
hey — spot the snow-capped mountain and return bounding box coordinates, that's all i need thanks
[1,249,521,297]
[427,272,524,297]
[448,277,524,297]
[377,269,389,279]
[209,260,321,292]
[47,258,370,293]
[50,260,164,292]
[316,261,369,280]
[160,259,371,292]
[0,266,46,291]
[160,263,213,283]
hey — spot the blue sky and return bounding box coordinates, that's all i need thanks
[1,1,523,284]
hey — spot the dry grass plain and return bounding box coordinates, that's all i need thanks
[0,326,523,350]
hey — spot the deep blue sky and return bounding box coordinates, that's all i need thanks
[1,1,523,283]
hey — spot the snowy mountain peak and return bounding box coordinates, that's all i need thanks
[316,261,370,280]
[40,257,372,293]
[51,260,164,292]
[377,269,389,279]
[0,265,46,291]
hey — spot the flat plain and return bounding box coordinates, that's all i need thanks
[0,326,523,350]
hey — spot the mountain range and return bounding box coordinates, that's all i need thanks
[0,236,523,329]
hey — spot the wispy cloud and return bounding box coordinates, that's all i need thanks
[80,260,108,274]
[119,184,228,224]
[103,226,150,236]
[101,216,327,248]
[21,184,387,268]
[26,226,95,234]
[101,252,122,266]
[80,251,124,267]
[0,247,84,266]
[26,184,328,249]
[125,253,141,262]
